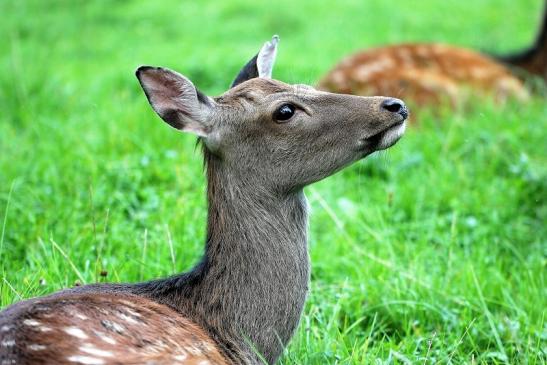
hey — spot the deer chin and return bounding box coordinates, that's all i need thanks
[374,120,406,151]
[359,120,406,153]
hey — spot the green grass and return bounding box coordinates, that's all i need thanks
[1,0,546,363]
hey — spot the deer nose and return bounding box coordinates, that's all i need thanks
[381,98,408,119]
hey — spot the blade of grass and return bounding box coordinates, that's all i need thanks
[50,238,85,284]
[0,180,15,263]
[471,266,508,363]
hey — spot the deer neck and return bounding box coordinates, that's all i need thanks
[203,157,310,363]
[139,153,310,364]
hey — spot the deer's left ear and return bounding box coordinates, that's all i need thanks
[231,35,279,88]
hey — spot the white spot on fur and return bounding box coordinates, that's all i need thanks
[431,44,449,54]
[416,46,430,57]
[470,67,491,79]
[125,308,141,317]
[185,345,204,356]
[0,325,11,332]
[67,308,89,320]
[28,344,47,351]
[354,57,395,81]
[67,355,105,365]
[331,70,346,84]
[101,336,116,345]
[23,319,41,326]
[76,313,89,320]
[173,354,187,361]
[101,320,124,333]
[495,77,528,101]
[64,326,89,339]
[116,312,139,324]
[92,330,117,345]
[198,361,211,365]
[80,344,114,357]
[397,48,414,66]
[35,305,50,312]
[118,300,134,306]
[1,339,15,347]
[39,326,53,332]
[199,342,215,352]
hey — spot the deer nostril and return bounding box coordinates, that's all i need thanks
[381,98,405,113]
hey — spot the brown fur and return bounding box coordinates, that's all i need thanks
[317,43,529,112]
[0,294,228,365]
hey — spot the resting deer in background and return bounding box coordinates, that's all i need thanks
[318,6,546,113]
[0,36,408,365]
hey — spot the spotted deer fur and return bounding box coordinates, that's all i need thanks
[0,36,408,365]
[318,8,546,112]
[318,43,529,111]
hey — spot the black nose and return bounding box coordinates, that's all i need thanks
[381,98,408,119]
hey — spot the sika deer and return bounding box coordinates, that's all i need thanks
[318,8,547,112]
[318,43,529,112]
[0,36,408,365]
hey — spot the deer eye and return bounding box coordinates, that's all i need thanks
[273,104,296,122]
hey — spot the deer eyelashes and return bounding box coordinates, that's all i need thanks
[273,103,296,122]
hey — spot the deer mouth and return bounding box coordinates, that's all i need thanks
[361,120,406,151]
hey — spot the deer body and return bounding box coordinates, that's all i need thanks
[318,9,547,112]
[0,36,408,364]
[318,43,529,110]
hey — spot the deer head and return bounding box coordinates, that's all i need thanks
[136,36,408,194]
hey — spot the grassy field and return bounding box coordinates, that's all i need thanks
[1,0,546,363]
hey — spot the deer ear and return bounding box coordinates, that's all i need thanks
[231,35,279,88]
[136,66,213,137]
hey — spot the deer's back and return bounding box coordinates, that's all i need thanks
[0,293,228,365]
[318,43,528,109]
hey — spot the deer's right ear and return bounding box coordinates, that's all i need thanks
[136,66,213,137]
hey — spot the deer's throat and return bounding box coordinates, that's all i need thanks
[192,165,311,363]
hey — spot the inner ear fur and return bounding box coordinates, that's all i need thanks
[136,66,213,137]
